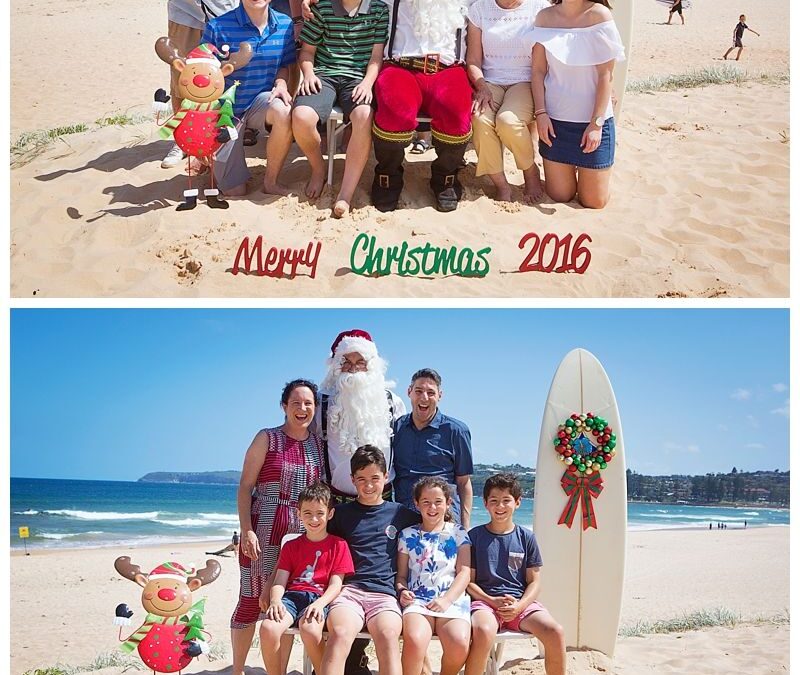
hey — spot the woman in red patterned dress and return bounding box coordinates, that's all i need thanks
[231,379,325,675]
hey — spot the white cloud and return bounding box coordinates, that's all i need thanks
[663,441,700,454]
[772,383,788,393]
[717,423,729,432]
[505,448,519,458]
[746,415,759,428]
[745,443,766,449]
[730,388,752,401]
[770,400,789,418]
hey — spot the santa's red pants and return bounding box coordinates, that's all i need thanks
[373,64,473,144]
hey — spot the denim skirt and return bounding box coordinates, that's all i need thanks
[539,117,615,170]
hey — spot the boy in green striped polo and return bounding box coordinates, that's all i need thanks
[292,0,389,218]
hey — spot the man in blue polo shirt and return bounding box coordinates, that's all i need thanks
[393,368,474,527]
[202,0,295,197]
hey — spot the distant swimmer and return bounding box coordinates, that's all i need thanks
[207,531,240,557]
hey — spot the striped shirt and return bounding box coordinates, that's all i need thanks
[202,4,296,115]
[300,0,389,80]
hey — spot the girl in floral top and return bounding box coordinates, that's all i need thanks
[397,477,472,675]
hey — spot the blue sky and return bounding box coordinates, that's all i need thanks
[10,309,789,480]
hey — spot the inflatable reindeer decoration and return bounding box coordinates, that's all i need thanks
[113,557,221,673]
[154,38,253,210]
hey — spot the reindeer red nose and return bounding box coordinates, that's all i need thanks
[157,588,177,602]
[192,74,211,88]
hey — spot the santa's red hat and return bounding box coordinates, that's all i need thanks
[330,329,378,361]
[148,561,195,582]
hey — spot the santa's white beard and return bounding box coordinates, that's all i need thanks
[327,371,392,456]
[407,0,467,54]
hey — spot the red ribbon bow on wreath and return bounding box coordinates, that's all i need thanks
[557,471,604,530]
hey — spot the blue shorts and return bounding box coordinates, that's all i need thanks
[282,590,326,626]
[539,117,615,170]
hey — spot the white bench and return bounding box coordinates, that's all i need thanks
[284,627,540,675]
[325,108,433,186]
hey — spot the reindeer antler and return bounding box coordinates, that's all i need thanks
[155,37,185,65]
[226,42,254,71]
[114,556,145,582]
[190,559,222,587]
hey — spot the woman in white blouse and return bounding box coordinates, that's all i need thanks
[532,0,625,209]
[466,0,551,203]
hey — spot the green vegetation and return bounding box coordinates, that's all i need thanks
[11,124,89,156]
[626,468,789,507]
[139,470,241,484]
[619,607,790,637]
[95,112,150,127]
[22,651,145,674]
[626,66,789,94]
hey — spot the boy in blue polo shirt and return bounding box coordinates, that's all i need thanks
[202,0,295,197]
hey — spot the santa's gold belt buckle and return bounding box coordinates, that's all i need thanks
[423,53,441,74]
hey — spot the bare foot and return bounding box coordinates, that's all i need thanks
[494,185,512,202]
[305,170,326,199]
[186,157,209,175]
[523,167,545,204]
[332,199,350,218]
[263,181,293,196]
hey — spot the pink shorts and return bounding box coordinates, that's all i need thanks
[470,599,546,632]
[330,585,402,626]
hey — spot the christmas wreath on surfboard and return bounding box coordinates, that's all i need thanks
[553,413,617,530]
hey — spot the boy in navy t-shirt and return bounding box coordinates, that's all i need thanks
[323,445,421,675]
[723,15,760,61]
[465,473,566,675]
[258,482,354,675]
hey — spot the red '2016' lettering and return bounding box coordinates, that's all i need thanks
[518,232,592,274]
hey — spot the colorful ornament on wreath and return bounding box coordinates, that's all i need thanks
[552,412,617,530]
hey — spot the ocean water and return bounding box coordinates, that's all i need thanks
[10,477,789,550]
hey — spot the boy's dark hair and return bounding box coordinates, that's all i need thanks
[412,476,455,523]
[483,472,522,501]
[351,445,387,475]
[410,368,442,388]
[281,379,319,406]
[298,481,333,509]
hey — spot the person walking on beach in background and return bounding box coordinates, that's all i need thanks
[312,329,405,675]
[202,0,297,197]
[207,530,241,556]
[393,368,474,528]
[723,15,759,61]
[258,482,354,675]
[466,0,549,203]
[532,0,626,209]
[230,379,325,675]
[292,0,389,217]
[397,477,472,675]
[161,0,239,168]
[666,0,684,26]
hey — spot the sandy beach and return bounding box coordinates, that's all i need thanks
[9,0,790,298]
[10,526,789,674]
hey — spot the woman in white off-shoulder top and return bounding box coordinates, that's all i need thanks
[531,0,625,209]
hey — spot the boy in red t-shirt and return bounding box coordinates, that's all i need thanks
[258,482,354,674]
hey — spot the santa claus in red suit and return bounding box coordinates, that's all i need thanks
[371,0,473,212]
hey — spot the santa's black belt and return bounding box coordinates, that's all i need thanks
[389,55,460,75]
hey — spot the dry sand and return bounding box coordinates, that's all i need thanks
[9,0,790,298]
[10,527,789,674]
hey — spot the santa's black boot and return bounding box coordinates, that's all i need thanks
[371,135,407,212]
[430,139,468,212]
[204,188,229,209]
[176,188,199,211]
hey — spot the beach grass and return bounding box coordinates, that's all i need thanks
[626,65,789,94]
[618,607,790,637]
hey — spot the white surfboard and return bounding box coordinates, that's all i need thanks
[533,349,627,657]
[612,0,634,121]
[655,0,692,8]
